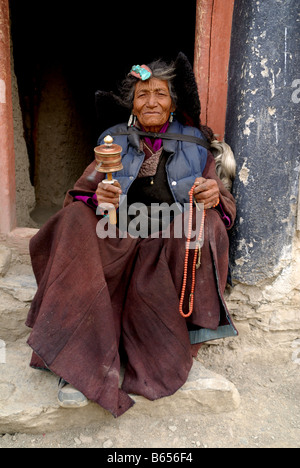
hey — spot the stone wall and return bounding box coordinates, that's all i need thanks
[225,231,300,362]
[0,232,37,344]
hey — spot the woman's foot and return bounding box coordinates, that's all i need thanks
[57,378,89,408]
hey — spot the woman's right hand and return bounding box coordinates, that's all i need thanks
[96,181,122,209]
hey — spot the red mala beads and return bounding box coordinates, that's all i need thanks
[179,184,206,319]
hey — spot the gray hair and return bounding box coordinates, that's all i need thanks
[120,59,178,109]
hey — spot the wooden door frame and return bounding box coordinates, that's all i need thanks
[194,0,235,141]
[0,0,16,236]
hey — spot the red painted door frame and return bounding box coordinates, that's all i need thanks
[194,0,235,141]
[0,0,17,236]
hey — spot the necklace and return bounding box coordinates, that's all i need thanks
[179,184,206,319]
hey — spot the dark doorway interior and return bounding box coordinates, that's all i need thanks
[9,0,196,225]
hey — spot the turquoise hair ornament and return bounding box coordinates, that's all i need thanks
[130,64,152,81]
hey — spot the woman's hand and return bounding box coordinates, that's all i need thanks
[96,181,122,209]
[193,177,220,210]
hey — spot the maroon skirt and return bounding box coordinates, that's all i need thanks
[26,201,236,417]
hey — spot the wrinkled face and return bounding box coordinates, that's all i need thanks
[132,77,175,132]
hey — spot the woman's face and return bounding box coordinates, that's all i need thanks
[132,77,175,133]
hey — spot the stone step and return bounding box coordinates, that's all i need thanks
[0,274,37,303]
[0,342,240,435]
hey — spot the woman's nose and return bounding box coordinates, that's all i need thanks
[147,94,157,107]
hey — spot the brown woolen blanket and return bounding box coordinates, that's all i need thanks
[26,154,237,417]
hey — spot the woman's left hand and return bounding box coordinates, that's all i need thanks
[193,177,220,210]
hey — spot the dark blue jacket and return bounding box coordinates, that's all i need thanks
[97,121,208,211]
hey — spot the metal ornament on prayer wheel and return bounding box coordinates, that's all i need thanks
[94,135,123,225]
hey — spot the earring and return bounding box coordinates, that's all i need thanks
[128,114,136,127]
[169,112,174,123]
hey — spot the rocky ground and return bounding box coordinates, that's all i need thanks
[0,341,299,449]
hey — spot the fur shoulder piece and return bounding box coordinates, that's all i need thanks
[210,140,237,192]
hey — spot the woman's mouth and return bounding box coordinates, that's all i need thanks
[143,112,160,116]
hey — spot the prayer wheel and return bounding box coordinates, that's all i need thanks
[94,135,123,181]
[93,135,123,225]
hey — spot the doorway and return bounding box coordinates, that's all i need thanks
[9,0,197,226]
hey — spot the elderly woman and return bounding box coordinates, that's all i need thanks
[26,55,237,417]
